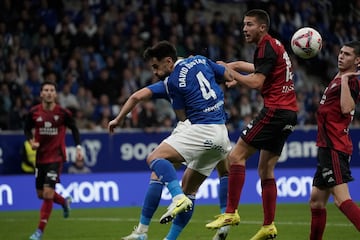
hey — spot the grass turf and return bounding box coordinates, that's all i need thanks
[0,203,358,239]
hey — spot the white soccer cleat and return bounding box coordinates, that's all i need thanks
[159,196,193,224]
[212,225,230,240]
[121,226,148,240]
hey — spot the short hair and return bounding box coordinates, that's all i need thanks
[245,9,270,30]
[344,41,360,56]
[143,40,177,62]
[41,80,57,91]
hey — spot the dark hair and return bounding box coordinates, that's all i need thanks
[344,41,360,56]
[245,9,270,30]
[143,40,177,62]
[41,80,57,91]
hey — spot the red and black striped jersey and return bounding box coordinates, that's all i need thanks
[24,104,81,164]
[254,34,298,112]
[316,76,360,154]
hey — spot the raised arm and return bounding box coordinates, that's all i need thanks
[108,87,153,133]
[340,71,360,114]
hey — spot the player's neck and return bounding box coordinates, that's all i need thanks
[42,102,56,111]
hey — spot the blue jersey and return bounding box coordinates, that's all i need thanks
[148,55,227,124]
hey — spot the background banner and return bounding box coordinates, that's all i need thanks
[1,168,360,211]
[0,128,360,174]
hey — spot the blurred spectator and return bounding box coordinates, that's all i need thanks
[20,139,36,174]
[68,157,92,174]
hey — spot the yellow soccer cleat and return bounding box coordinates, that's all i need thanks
[159,195,193,224]
[250,222,277,240]
[205,211,240,229]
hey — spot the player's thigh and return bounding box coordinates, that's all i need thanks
[181,168,207,195]
[228,138,256,164]
[147,141,184,164]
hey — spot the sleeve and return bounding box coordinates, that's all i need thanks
[64,109,81,146]
[349,77,360,102]
[147,81,170,100]
[23,111,34,140]
[255,41,277,76]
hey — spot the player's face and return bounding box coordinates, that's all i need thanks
[338,46,358,72]
[149,57,173,79]
[243,16,266,44]
[40,84,57,104]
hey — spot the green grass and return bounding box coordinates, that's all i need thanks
[0,203,358,239]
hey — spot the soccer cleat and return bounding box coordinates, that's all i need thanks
[159,196,193,224]
[212,225,230,240]
[63,196,72,218]
[121,226,148,240]
[250,222,277,240]
[205,211,240,229]
[29,229,42,240]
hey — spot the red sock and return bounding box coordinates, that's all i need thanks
[38,199,53,232]
[339,199,360,231]
[53,192,65,206]
[310,208,326,240]
[261,178,277,225]
[225,164,245,213]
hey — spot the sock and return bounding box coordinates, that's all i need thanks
[339,199,360,231]
[309,208,326,240]
[150,159,182,198]
[262,178,277,225]
[38,199,53,232]
[165,195,195,240]
[138,179,164,232]
[219,176,228,213]
[226,165,245,213]
[53,192,65,206]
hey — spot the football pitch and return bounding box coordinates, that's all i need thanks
[0,203,358,239]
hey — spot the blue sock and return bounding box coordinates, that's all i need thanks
[150,159,182,197]
[165,195,195,240]
[140,179,164,225]
[219,176,228,213]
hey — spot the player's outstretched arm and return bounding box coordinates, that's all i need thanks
[108,87,153,133]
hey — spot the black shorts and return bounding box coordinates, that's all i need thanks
[312,147,353,188]
[241,107,297,155]
[35,162,63,190]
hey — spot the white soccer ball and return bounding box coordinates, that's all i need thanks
[291,27,322,59]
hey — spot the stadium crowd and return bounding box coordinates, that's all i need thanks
[0,0,359,131]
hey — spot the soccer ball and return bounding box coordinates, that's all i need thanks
[291,27,322,59]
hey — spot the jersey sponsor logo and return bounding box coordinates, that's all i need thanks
[203,100,224,113]
[56,180,119,203]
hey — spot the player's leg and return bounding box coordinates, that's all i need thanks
[333,183,360,231]
[164,168,206,240]
[309,186,330,240]
[122,173,164,240]
[147,142,192,224]
[212,160,231,240]
[206,139,254,229]
[30,164,59,240]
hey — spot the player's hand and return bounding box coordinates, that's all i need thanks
[29,139,40,150]
[108,119,121,134]
[225,80,238,88]
[76,147,84,161]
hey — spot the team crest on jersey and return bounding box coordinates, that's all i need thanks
[44,121,52,128]
[36,116,43,122]
[54,115,59,121]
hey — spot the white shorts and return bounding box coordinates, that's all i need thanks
[163,120,231,176]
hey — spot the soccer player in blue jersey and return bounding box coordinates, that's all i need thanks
[108,41,234,240]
